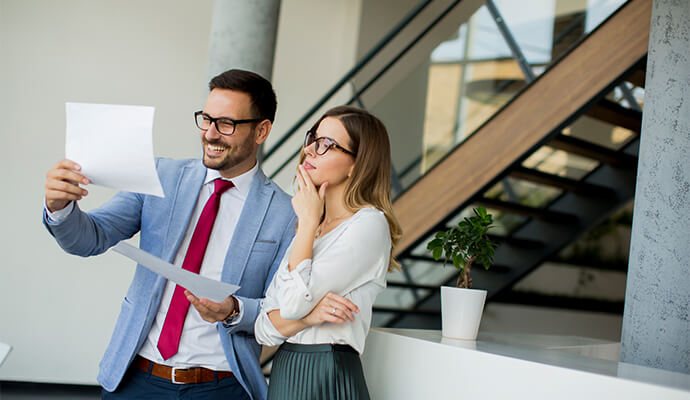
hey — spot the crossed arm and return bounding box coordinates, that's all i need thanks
[186,290,359,338]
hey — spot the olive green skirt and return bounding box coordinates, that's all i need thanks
[267,343,370,400]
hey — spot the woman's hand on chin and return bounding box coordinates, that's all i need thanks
[292,164,327,230]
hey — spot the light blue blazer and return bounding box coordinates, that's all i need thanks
[43,158,296,400]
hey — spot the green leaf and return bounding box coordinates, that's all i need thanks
[452,254,466,269]
[427,238,442,250]
[432,247,443,261]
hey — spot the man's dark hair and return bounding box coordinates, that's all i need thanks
[209,69,277,123]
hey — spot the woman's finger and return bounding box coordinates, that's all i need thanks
[322,308,347,324]
[335,305,354,322]
[299,165,316,192]
[326,303,354,322]
[295,168,306,191]
[327,292,360,313]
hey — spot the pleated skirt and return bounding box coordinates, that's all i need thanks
[267,342,371,400]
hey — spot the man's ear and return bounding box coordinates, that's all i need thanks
[255,120,272,145]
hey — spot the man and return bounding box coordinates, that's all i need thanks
[43,69,296,399]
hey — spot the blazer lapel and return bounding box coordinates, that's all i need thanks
[162,160,206,262]
[221,169,274,285]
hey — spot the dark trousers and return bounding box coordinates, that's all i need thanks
[101,366,250,400]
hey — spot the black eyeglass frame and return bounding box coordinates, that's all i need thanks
[194,111,263,136]
[304,130,355,156]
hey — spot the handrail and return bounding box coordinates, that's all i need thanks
[263,0,433,160]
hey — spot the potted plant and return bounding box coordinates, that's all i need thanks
[427,206,497,340]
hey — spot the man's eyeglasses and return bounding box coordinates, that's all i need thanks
[194,111,262,136]
[304,130,355,156]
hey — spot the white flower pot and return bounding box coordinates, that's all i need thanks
[440,286,487,340]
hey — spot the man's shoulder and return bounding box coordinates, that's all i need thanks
[253,171,294,221]
[154,157,201,172]
[260,174,291,204]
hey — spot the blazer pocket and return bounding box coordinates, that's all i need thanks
[252,240,278,253]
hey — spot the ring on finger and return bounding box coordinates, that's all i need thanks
[331,307,337,315]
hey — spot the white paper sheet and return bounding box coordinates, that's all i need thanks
[111,242,239,303]
[65,102,164,197]
[0,342,11,367]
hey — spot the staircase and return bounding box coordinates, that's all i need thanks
[380,0,649,328]
[261,0,652,331]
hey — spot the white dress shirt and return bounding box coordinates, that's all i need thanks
[47,163,258,371]
[254,207,390,354]
[137,164,257,370]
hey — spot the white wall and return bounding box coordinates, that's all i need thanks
[0,0,365,385]
[0,0,214,384]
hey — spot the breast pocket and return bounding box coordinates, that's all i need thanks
[245,240,279,289]
[251,240,278,258]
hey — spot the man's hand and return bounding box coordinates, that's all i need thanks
[302,292,359,327]
[45,159,89,212]
[185,290,236,323]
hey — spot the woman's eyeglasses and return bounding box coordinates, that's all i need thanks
[304,130,355,156]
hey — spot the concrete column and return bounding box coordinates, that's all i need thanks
[207,0,281,81]
[620,0,690,374]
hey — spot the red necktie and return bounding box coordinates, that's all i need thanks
[157,178,234,360]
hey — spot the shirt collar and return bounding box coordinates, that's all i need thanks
[204,162,259,198]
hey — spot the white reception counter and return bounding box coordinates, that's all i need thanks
[361,328,690,399]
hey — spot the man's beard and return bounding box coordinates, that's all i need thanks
[202,131,256,172]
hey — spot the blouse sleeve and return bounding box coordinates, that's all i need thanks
[254,301,289,346]
[275,209,391,320]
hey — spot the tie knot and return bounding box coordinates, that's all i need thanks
[214,179,234,195]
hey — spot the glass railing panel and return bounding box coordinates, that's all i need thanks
[401,0,630,190]
[498,0,628,73]
[264,1,630,197]
[522,146,600,180]
[582,0,629,33]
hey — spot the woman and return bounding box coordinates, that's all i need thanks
[254,106,401,399]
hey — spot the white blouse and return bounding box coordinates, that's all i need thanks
[254,207,391,354]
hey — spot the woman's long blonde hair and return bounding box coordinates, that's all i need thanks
[299,106,402,271]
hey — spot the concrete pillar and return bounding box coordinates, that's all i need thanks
[620,0,690,374]
[207,0,281,81]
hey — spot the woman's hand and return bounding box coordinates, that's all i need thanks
[265,293,360,338]
[302,292,360,327]
[292,164,327,231]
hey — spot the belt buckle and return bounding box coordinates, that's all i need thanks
[171,366,189,384]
